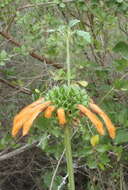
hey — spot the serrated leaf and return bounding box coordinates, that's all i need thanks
[69,19,80,28]
[76,30,91,43]
[90,135,99,147]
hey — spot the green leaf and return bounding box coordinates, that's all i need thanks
[20,45,29,56]
[0,61,5,66]
[81,147,93,156]
[76,30,91,43]
[98,163,105,170]
[99,153,110,164]
[0,50,7,59]
[0,50,10,65]
[43,172,62,190]
[115,130,128,144]
[37,133,49,150]
[114,79,128,90]
[114,58,128,71]
[113,41,128,57]
[116,0,123,3]
[96,144,111,153]
[118,109,128,125]
[59,3,65,8]
[88,160,97,169]
[69,19,80,28]
[113,146,123,161]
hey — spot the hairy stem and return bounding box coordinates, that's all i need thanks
[64,126,75,190]
[66,29,71,86]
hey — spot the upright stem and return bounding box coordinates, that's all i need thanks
[64,126,75,190]
[66,29,71,86]
[64,27,75,190]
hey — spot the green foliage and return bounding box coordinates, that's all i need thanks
[0,0,14,8]
[42,171,63,190]
[0,132,12,149]
[113,41,128,58]
[115,130,128,144]
[0,50,10,66]
[114,58,128,71]
[75,30,91,43]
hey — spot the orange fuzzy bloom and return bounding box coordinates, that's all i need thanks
[89,102,116,139]
[26,97,45,108]
[44,105,56,118]
[12,100,51,137]
[57,108,67,125]
[13,97,44,127]
[77,104,105,136]
[22,104,48,136]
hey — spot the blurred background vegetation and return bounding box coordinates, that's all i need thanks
[0,0,128,189]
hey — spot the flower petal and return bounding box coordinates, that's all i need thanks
[22,101,51,136]
[57,108,67,125]
[77,104,105,136]
[13,97,44,127]
[12,108,33,137]
[89,103,116,139]
[12,100,51,137]
[44,105,56,118]
[27,97,45,108]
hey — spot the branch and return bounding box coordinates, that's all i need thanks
[17,0,76,11]
[0,77,32,95]
[0,141,38,161]
[0,31,62,69]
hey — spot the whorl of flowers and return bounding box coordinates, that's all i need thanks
[12,85,116,139]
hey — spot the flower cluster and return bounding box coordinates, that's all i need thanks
[12,85,116,139]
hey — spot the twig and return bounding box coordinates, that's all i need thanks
[49,149,65,190]
[0,77,32,95]
[17,0,76,11]
[0,141,38,161]
[0,31,62,69]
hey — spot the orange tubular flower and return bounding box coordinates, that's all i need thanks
[26,97,45,108]
[12,100,51,137]
[89,102,116,139]
[13,97,45,126]
[77,104,105,136]
[57,108,67,125]
[44,105,56,118]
